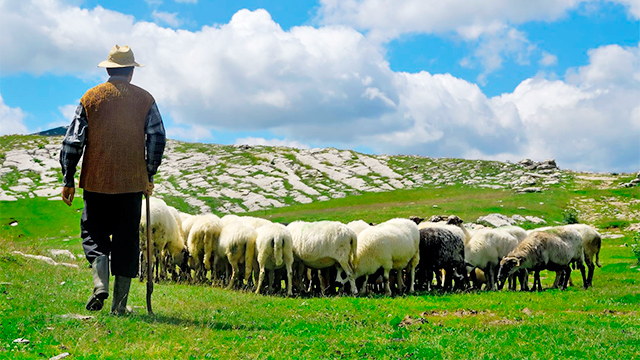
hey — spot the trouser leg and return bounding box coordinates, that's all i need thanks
[110,192,142,278]
[81,191,113,265]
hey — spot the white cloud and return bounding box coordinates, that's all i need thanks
[151,10,182,28]
[318,0,640,42]
[0,94,28,136]
[539,51,558,66]
[1,1,638,172]
[235,137,310,149]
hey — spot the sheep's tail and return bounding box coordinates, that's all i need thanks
[244,236,256,282]
[349,233,358,270]
[273,236,284,268]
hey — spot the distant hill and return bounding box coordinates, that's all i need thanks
[32,126,68,136]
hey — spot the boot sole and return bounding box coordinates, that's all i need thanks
[86,292,109,311]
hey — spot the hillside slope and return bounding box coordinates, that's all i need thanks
[0,135,634,216]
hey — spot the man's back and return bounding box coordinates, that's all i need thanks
[80,80,154,194]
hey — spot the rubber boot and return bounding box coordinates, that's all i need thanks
[111,276,132,315]
[85,255,109,311]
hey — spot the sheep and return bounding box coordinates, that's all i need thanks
[496,225,528,242]
[179,212,197,243]
[562,224,602,288]
[216,220,257,289]
[465,228,519,290]
[497,231,574,291]
[338,218,420,296]
[254,223,294,295]
[347,220,371,236]
[139,198,188,282]
[416,227,468,292]
[186,214,222,282]
[222,215,272,229]
[540,226,587,289]
[418,215,473,244]
[287,221,358,295]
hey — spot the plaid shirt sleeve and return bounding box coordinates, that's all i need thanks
[145,102,166,183]
[59,104,87,188]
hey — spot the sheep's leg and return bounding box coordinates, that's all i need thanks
[286,262,293,297]
[518,270,529,291]
[255,262,266,295]
[268,268,276,293]
[359,275,369,295]
[576,260,587,289]
[337,259,358,296]
[562,266,572,290]
[408,254,419,293]
[585,256,595,288]
[226,260,239,290]
[534,271,542,292]
[435,269,443,289]
[468,268,478,290]
[443,267,454,292]
[383,268,392,296]
[396,269,404,294]
[425,268,433,292]
[485,266,494,291]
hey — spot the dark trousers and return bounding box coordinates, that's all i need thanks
[81,190,142,278]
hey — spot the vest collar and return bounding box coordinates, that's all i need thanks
[108,76,131,83]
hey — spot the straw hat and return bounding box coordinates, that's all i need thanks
[98,45,143,68]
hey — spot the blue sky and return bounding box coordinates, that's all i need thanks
[1,0,639,172]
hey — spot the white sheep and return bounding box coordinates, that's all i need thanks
[139,198,188,282]
[465,228,520,290]
[216,221,257,289]
[287,221,358,295]
[347,220,371,236]
[339,218,420,296]
[562,224,602,288]
[539,226,588,289]
[186,214,222,282]
[254,223,294,295]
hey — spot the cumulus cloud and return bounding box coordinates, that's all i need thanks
[317,0,639,81]
[151,10,182,27]
[1,1,638,172]
[0,94,28,136]
[539,51,558,66]
[318,0,640,41]
[235,137,310,149]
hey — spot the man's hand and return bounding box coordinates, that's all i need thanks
[144,183,154,197]
[62,187,75,206]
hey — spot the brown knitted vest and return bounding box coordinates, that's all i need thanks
[79,80,154,194]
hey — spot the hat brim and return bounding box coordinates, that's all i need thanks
[97,60,144,68]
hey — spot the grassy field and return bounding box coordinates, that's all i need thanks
[1,185,640,359]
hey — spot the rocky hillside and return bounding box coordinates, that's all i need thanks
[0,135,635,215]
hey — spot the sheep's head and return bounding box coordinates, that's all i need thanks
[497,256,521,284]
[335,267,349,285]
[175,248,189,272]
[409,216,425,225]
[446,215,463,226]
[428,215,445,223]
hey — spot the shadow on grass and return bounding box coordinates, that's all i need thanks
[136,313,271,331]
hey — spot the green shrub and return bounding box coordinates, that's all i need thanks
[562,207,579,224]
[627,232,640,265]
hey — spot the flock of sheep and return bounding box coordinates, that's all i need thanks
[139,197,602,296]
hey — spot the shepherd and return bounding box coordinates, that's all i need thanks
[59,45,166,315]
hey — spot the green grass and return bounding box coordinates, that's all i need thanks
[1,183,640,359]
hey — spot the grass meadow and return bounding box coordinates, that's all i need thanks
[1,185,639,359]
